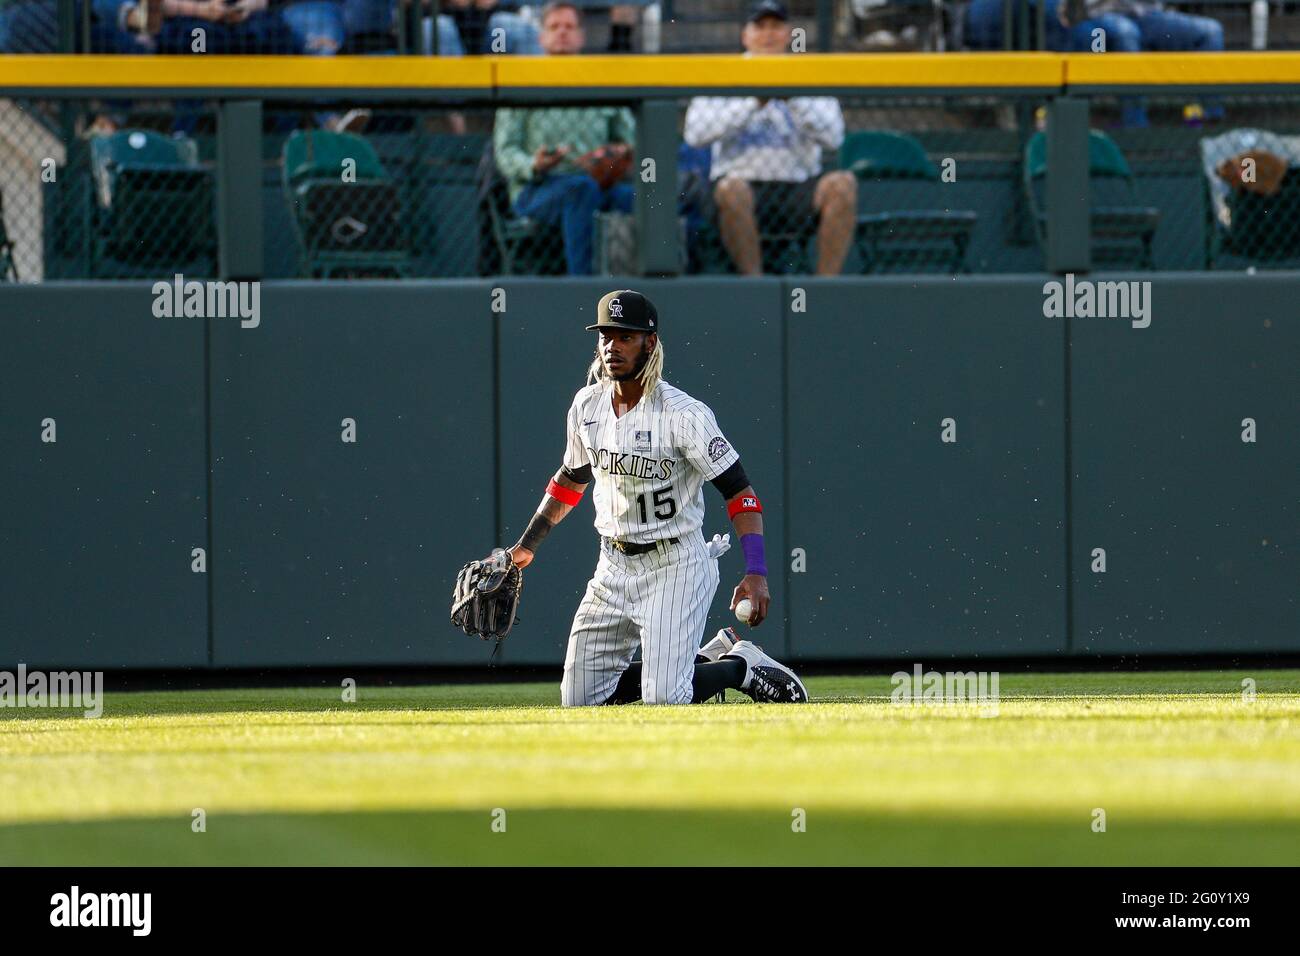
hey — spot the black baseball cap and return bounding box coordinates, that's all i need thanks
[586,289,659,333]
[746,0,788,23]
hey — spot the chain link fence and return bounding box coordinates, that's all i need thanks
[1,98,220,281]
[7,89,1300,279]
[1087,92,1300,270]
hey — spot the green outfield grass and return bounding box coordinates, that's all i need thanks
[2,671,1298,865]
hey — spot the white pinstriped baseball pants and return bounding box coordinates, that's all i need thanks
[561,530,720,706]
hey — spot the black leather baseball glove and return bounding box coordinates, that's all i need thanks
[450,548,523,640]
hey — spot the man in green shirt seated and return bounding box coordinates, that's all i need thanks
[492,1,636,275]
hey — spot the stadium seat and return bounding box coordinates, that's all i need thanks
[841,130,978,273]
[88,130,216,278]
[474,140,564,277]
[281,130,410,279]
[1023,129,1160,270]
[688,214,816,275]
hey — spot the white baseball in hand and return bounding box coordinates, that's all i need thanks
[734,598,754,624]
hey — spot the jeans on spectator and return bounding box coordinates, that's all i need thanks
[515,174,633,275]
[966,0,1222,51]
[424,11,540,54]
[158,10,295,54]
[283,0,347,53]
[964,0,1224,126]
[1062,7,1224,53]
[342,0,395,45]
[2,0,142,52]
[0,0,59,51]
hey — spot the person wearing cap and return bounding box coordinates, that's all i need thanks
[499,290,810,706]
[492,2,636,275]
[683,0,857,276]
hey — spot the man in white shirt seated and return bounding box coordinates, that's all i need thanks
[683,0,857,276]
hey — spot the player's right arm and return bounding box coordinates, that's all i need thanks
[506,393,594,570]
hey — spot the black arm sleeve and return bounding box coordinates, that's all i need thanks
[561,463,593,485]
[516,512,554,553]
[710,460,750,500]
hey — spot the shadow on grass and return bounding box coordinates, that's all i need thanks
[3,809,1298,866]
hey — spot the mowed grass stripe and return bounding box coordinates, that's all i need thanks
[1,672,1297,864]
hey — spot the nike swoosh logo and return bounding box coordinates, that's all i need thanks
[583,420,598,426]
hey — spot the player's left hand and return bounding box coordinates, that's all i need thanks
[731,575,769,626]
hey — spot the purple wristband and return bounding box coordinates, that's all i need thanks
[740,532,767,577]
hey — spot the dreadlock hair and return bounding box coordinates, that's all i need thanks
[587,335,664,394]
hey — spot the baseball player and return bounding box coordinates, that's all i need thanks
[506,289,808,705]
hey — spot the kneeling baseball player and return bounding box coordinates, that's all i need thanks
[453,289,808,705]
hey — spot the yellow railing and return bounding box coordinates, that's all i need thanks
[3,52,1300,93]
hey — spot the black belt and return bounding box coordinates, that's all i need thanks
[606,536,679,556]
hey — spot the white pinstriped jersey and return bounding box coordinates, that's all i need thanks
[563,380,740,544]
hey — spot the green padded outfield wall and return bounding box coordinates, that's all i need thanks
[207,283,494,666]
[1069,273,1299,654]
[0,285,209,668]
[784,279,1068,660]
[0,277,1295,671]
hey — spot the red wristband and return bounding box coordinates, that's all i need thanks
[727,493,762,520]
[546,479,583,507]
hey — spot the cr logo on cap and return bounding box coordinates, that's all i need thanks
[609,298,623,318]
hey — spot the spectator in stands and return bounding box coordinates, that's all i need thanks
[428,0,539,54]
[85,0,295,54]
[1,0,157,52]
[684,0,856,275]
[965,0,1224,126]
[83,0,349,57]
[492,1,635,275]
